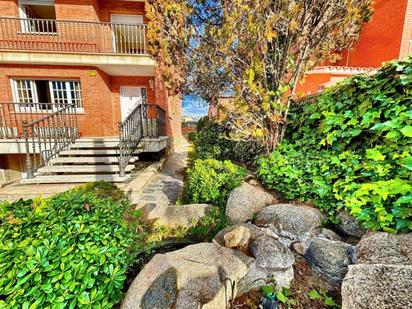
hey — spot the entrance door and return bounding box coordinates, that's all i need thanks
[111,14,144,53]
[120,87,145,121]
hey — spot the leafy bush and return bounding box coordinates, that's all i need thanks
[193,121,264,166]
[0,182,136,308]
[186,159,247,207]
[258,58,412,232]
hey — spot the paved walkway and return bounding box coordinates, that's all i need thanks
[134,138,190,208]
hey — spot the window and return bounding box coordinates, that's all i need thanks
[12,79,83,111]
[19,0,57,33]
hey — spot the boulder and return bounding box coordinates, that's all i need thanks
[226,182,278,224]
[320,228,343,242]
[223,226,251,254]
[304,237,355,284]
[121,243,253,309]
[342,264,412,309]
[251,235,295,271]
[237,235,295,293]
[335,210,365,238]
[142,204,212,228]
[356,232,412,265]
[213,223,272,255]
[255,204,325,248]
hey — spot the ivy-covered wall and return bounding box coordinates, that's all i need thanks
[258,58,412,233]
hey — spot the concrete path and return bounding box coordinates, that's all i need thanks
[134,138,190,208]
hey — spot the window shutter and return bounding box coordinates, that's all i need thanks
[19,0,54,5]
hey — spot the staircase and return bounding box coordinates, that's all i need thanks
[21,138,141,184]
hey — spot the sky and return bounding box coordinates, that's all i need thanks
[182,95,208,119]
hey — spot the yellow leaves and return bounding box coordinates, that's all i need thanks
[265,29,278,42]
[289,20,298,32]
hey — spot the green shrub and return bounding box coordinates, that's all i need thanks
[193,121,264,166]
[0,182,137,308]
[186,159,247,207]
[258,58,412,233]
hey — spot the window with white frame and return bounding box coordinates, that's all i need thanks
[19,0,57,33]
[12,79,83,111]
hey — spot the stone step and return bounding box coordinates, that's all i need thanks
[77,137,120,142]
[37,164,134,174]
[21,174,130,184]
[60,149,142,156]
[50,156,137,165]
[70,141,121,149]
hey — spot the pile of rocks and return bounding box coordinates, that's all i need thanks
[122,180,412,309]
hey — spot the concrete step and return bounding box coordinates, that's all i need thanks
[70,141,120,148]
[37,165,134,174]
[77,137,120,142]
[50,156,136,165]
[21,174,130,184]
[60,149,142,156]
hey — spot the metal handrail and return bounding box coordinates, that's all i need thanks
[118,103,167,177]
[0,17,147,54]
[22,103,79,179]
[0,102,81,139]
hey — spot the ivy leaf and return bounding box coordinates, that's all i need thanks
[400,125,412,137]
[365,149,386,161]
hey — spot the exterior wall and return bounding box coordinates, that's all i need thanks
[0,64,117,136]
[399,0,412,59]
[0,154,24,184]
[296,73,334,96]
[0,63,181,138]
[336,0,408,67]
[0,0,146,22]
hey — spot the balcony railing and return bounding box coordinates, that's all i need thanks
[0,102,81,139]
[0,17,147,54]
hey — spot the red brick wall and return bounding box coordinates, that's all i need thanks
[295,73,333,96]
[335,0,408,67]
[0,0,19,17]
[0,64,181,138]
[0,0,146,22]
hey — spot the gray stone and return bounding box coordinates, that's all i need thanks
[321,228,343,241]
[356,232,412,265]
[226,182,278,224]
[142,204,212,228]
[335,210,365,238]
[304,237,355,284]
[251,235,295,271]
[121,243,253,309]
[342,264,412,309]
[237,261,294,294]
[256,204,325,241]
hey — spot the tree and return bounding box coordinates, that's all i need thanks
[146,0,373,151]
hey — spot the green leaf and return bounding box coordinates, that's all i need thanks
[308,289,322,300]
[275,290,287,303]
[400,125,412,137]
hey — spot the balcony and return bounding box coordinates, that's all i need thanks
[0,17,147,55]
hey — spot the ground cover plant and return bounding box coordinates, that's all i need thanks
[186,159,247,208]
[0,182,137,308]
[258,58,412,233]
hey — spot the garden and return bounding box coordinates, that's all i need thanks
[1,58,410,308]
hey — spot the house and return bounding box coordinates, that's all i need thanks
[0,0,182,185]
[296,0,412,95]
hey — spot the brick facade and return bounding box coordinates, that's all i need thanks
[297,0,411,95]
[0,0,182,139]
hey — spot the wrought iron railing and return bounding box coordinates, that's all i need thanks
[0,17,147,54]
[0,102,81,139]
[22,103,79,179]
[118,104,167,177]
